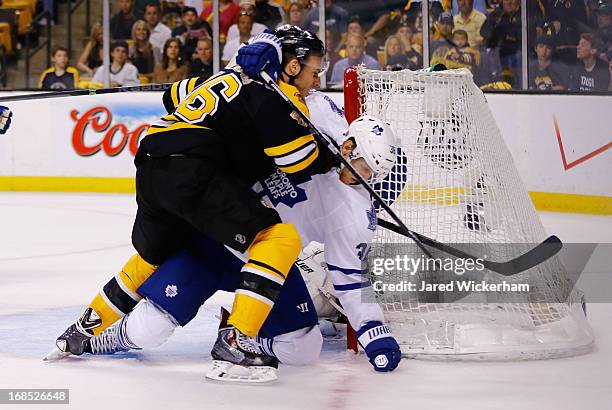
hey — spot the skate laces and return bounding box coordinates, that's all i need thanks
[233,329,263,355]
[89,327,122,354]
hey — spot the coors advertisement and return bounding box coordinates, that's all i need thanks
[70,99,164,159]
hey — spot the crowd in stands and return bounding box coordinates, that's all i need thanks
[36,0,612,92]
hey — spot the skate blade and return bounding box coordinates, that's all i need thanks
[43,345,71,362]
[205,360,277,384]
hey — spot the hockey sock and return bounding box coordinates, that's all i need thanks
[86,253,157,336]
[228,223,301,337]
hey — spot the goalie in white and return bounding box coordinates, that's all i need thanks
[84,108,403,378]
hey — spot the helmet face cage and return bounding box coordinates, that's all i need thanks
[346,116,398,184]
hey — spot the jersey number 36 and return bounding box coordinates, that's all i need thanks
[175,72,242,124]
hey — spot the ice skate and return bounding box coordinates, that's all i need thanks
[43,307,100,361]
[206,326,278,384]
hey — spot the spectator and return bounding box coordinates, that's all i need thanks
[396,23,422,69]
[161,0,184,29]
[303,0,348,41]
[480,0,522,85]
[200,0,241,39]
[428,11,455,61]
[172,6,212,60]
[430,11,456,66]
[452,0,488,15]
[382,35,411,70]
[144,3,172,52]
[356,0,413,54]
[571,33,610,91]
[528,35,568,90]
[444,29,481,72]
[453,0,486,48]
[254,0,284,30]
[594,1,612,61]
[226,0,267,42]
[77,23,105,76]
[222,13,254,65]
[285,2,305,27]
[190,37,213,78]
[402,0,444,25]
[184,0,204,15]
[110,0,144,40]
[432,11,455,44]
[130,20,160,80]
[539,0,589,65]
[39,47,79,89]
[136,0,157,14]
[330,33,379,83]
[152,37,190,82]
[335,15,363,57]
[92,41,141,87]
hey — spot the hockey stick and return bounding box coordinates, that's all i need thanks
[259,71,563,276]
[0,83,173,103]
[260,71,437,261]
[376,218,563,277]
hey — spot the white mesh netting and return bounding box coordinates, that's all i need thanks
[352,67,593,360]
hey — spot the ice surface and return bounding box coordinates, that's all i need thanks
[0,193,610,410]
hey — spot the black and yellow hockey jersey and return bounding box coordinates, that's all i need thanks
[38,67,79,90]
[139,70,335,186]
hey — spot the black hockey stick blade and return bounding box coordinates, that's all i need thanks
[377,218,563,276]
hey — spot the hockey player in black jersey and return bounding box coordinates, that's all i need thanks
[47,27,335,376]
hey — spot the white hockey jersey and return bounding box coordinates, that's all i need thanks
[253,170,384,330]
[304,90,347,146]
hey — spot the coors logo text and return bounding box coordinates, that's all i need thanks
[71,106,149,157]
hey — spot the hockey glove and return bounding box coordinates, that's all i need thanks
[0,105,12,134]
[236,31,282,80]
[357,321,401,372]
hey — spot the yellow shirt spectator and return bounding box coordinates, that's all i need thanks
[453,5,486,48]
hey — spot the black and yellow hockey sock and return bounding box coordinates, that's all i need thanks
[85,253,157,336]
[228,223,302,337]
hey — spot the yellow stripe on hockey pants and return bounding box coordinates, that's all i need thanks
[228,223,302,337]
[88,253,157,336]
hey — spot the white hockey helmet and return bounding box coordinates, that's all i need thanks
[345,115,398,183]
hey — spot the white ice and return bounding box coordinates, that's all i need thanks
[0,192,610,410]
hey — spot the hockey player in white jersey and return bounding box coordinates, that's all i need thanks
[85,110,403,380]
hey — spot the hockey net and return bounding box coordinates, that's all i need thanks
[344,66,593,360]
